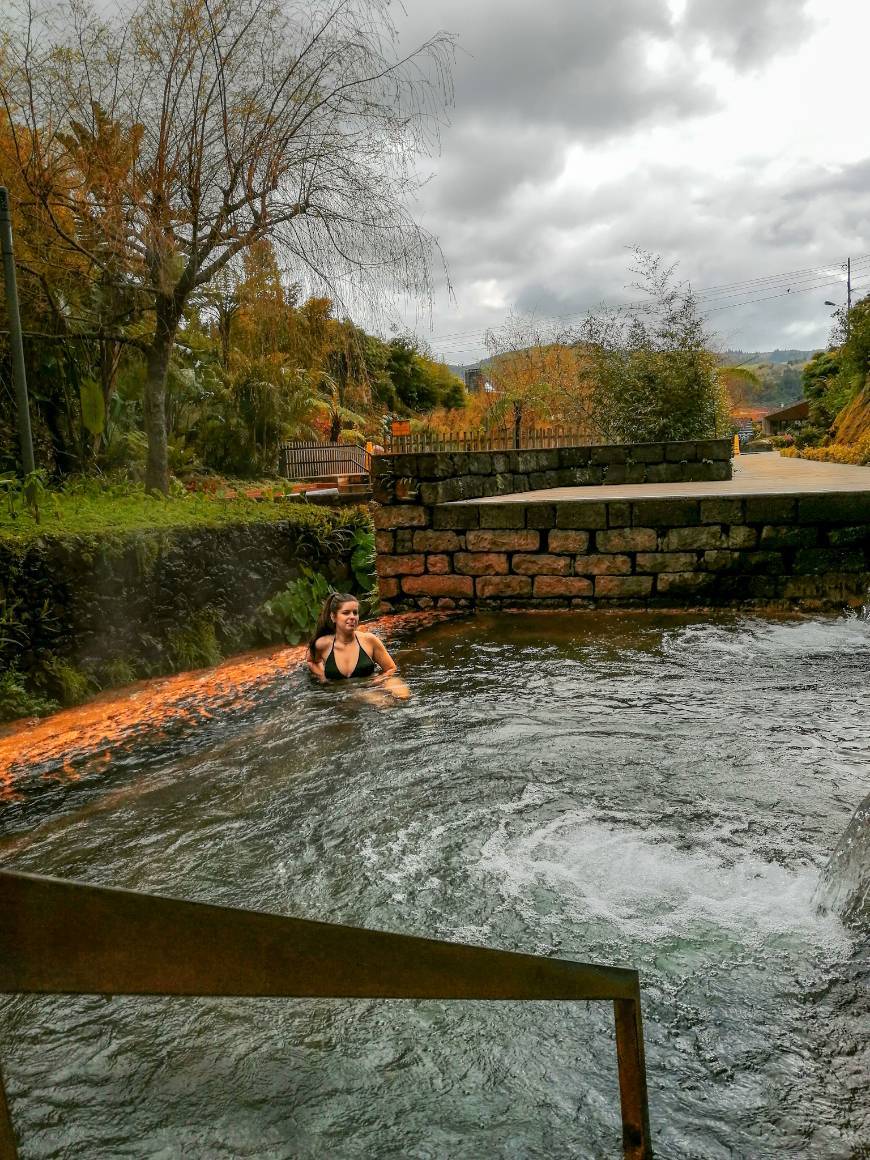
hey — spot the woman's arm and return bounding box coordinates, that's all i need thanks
[307,637,331,683]
[366,634,397,679]
[362,633,410,699]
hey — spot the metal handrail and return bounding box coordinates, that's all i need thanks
[0,870,652,1158]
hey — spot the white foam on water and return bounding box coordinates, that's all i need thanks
[477,808,851,952]
[664,612,870,663]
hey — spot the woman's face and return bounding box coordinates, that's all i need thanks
[332,601,359,633]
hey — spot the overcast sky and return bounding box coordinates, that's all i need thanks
[387,0,870,364]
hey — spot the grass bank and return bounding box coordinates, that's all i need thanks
[1,480,374,722]
[0,478,351,544]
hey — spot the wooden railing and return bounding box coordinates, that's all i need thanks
[279,441,371,480]
[389,425,600,454]
[0,870,652,1159]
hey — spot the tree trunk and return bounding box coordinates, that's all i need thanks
[513,402,522,450]
[38,394,78,478]
[98,336,123,456]
[99,338,122,414]
[217,301,236,371]
[144,300,178,493]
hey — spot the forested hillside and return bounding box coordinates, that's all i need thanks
[781,295,870,463]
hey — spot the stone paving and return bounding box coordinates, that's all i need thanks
[463,452,870,504]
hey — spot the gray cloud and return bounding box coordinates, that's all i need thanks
[680,0,815,69]
[419,154,868,358]
[401,0,813,231]
[421,122,570,217]
[403,0,716,137]
[385,0,865,357]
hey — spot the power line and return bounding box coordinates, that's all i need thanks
[695,261,869,304]
[705,274,861,313]
[691,255,869,297]
[431,261,858,344]
[425,252,868,356]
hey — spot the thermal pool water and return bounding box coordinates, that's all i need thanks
[1,611,868,1158]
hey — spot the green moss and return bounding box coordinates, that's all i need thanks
[0,493,374,718]
[132,531,165,577]
[167,609,223,671]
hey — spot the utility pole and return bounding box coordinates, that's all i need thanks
[0,187,36,474]
[846,257,851,338]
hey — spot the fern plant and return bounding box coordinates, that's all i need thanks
[350,528,376,591]
[0,470,51,523]
[261,566,331,644]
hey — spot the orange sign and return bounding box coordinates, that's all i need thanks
[390,420,411,436]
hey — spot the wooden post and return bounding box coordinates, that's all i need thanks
[614,997,653,1159]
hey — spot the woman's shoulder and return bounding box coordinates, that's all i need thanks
[313,633,334,653]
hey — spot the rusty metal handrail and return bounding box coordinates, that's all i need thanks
[0,870,652,1158]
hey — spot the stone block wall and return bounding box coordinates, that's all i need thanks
[375,491,870,612]
[372,439,732,506]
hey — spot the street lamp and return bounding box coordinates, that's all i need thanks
[823,258,852,338]
[824,300,850,339]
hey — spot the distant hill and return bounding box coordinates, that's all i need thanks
[447,361,489,378]
[450,350,822,378]
[718,349,821,366]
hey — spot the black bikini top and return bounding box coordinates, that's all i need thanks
[324,633,376,680]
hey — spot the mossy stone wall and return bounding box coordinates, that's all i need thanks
[372,439,732,507]
[0,513,367,717]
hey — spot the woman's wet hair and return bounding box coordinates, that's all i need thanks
[309,592,358,659]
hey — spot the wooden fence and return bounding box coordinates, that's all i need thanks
[389,424,600,455]
[279,441,371,480]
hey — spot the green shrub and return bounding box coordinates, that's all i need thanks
[43,656,94,706]
[99,658,138,688]
[350,527,376,591]
[582,249,731,442]
[260,567,331,644]
[0,667,58,721]
[0,469,52,524]
[793,425,828,449]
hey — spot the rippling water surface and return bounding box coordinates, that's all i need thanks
[1,611,868,1159]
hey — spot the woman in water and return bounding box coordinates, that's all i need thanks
[307,593,407,696]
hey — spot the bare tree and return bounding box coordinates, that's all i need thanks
[1,0,453,490]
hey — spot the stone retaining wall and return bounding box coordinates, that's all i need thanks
[375,491,870,612]
[0,511,369,718]
[373,439,731,507]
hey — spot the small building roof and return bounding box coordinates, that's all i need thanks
[762,400,809,423]
[730,407,768,421]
